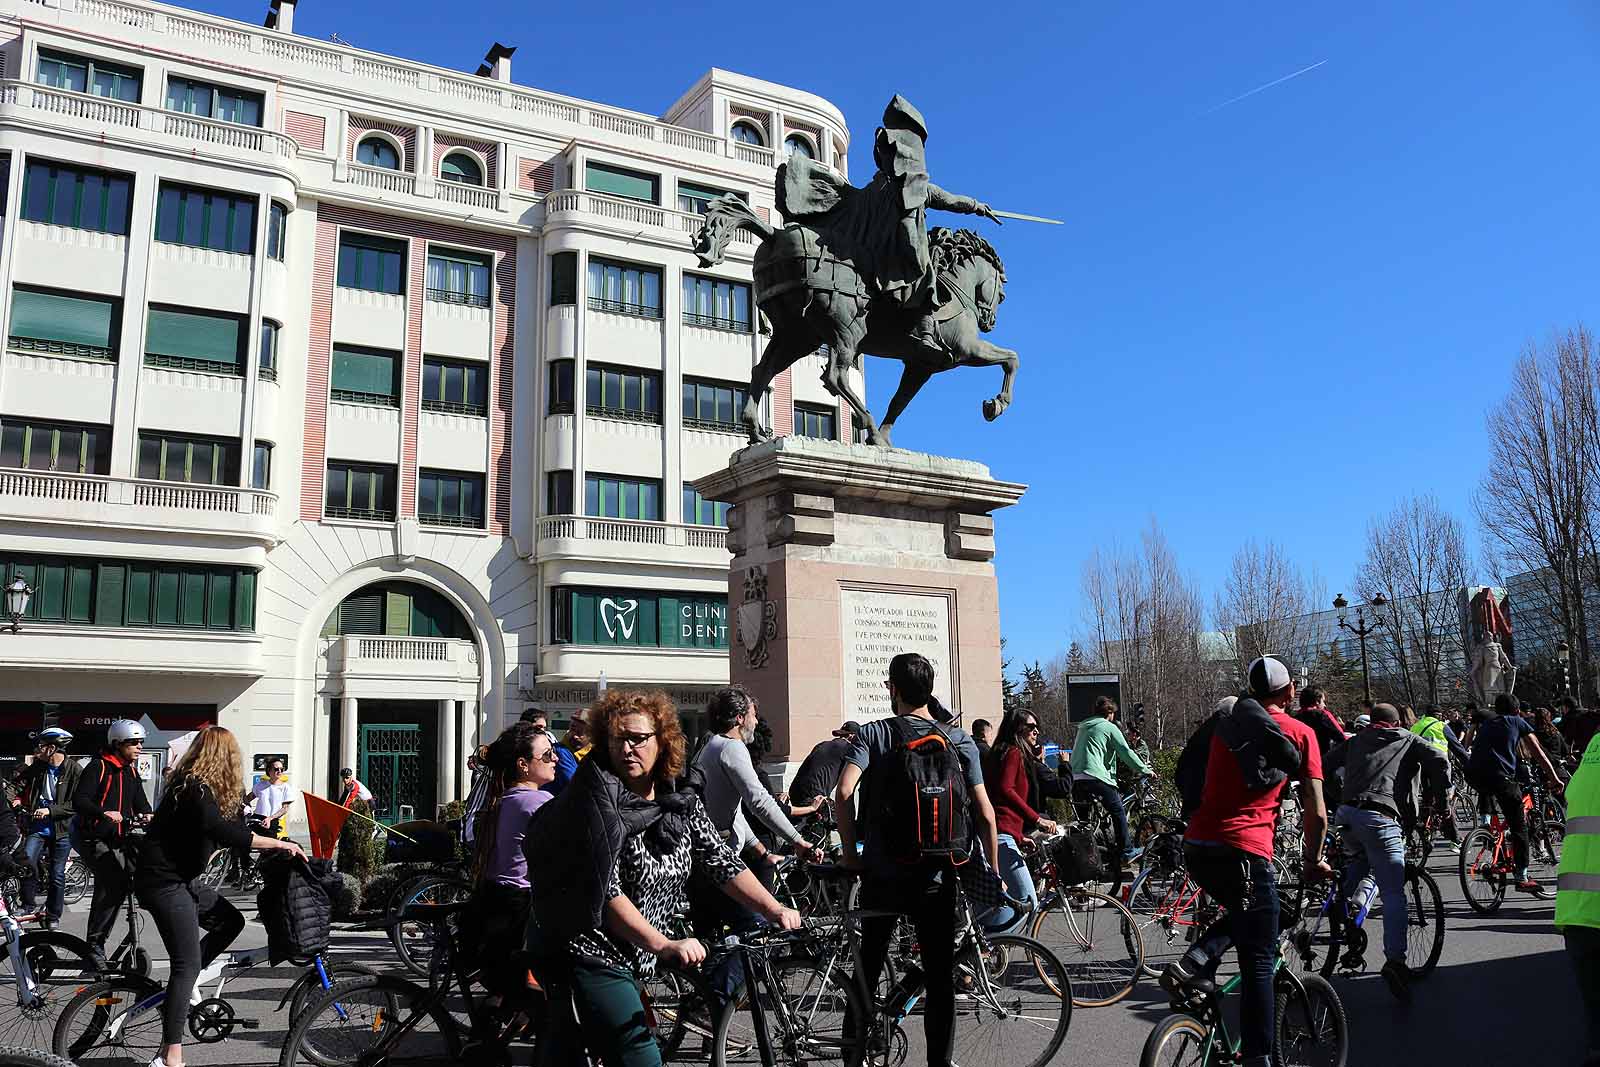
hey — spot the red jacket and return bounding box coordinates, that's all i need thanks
[991,745,1042,841]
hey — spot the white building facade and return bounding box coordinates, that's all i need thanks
[0,0,854,822]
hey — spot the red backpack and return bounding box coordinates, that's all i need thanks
[873,718,972,865]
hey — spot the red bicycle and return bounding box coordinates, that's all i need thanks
[1458,780,1564,914]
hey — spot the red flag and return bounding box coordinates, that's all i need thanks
[302,791,353,860]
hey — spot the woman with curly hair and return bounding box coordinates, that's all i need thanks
[136,726,303,1067]
[525,689,800,1067]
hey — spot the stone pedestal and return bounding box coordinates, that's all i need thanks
[694,438,1025,773]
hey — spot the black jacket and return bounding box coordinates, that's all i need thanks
[136,775,252,888]
[14,757,82,840]
[1326,726,1449,819]
[74,753,151,845]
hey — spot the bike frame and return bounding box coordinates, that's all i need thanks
[1172,952,1308,1064]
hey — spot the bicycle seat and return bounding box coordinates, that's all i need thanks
[395,900,469,924]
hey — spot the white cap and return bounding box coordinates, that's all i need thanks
[1247,657,1292,697]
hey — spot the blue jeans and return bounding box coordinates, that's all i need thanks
[983,833,1038,931]
[20,832,71,921]
[1074,777,1130,853]
[1335,805,1409,964]
[1182,845,1279,1066]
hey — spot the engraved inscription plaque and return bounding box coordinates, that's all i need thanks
[841,585,954,723]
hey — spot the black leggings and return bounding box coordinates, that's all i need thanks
[1468,770,1529,873]
[137,880,245,1046]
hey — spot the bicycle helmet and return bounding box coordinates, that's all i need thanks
[107,720,146,745]
[35,727,73,746]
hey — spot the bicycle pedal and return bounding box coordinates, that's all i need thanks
[239,1018,260,1029]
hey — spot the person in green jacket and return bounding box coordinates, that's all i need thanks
[1070,697,1153,863]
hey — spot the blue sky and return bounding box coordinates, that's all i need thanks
[203,0,1600,668]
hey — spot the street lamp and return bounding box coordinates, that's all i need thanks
[4,574,33,633]
[1558,640,1572,697]
[1334,592,1387,705]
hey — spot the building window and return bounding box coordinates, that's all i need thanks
[0,417,111,475]
[36,49,141,102]
[323,581,469,638]
[677,181,746,216]
[259,320,279,382]
[21,161,131,236]
[266,202,287,261]
[0,550,256,631]
[330,345,400,407]
[166,76,263,127]
[585,474,661,521]
[154,183,256,255]
[683,487,730,527]
[8,287,118,360]
[682,274,752,331]
[584,161,658,204]
[144,306,245,376]
[549,587,727,649]
[336,233,406,295]
[784,134,815,160]
[586,258,661,318]
[419,469,485,528]
[794,403,836,440]
[440,152,483,185]
[422,356,488,416]
[586,364,661,422]
[252,441,272,490]
[326,461,397,521]
[425,249,491,307]
[137,431,241,486]
[550,252,577,306]
[546,470,573,514]
[730,121,764,147]
[682,378,748,433]
[547,361,575,415]
[356,135,401,170]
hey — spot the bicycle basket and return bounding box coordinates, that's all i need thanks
[1050,827,1106,885]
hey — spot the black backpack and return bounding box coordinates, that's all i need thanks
[1175,715,1218,818]
[873,717,971,865]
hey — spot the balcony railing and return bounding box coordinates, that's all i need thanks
[0,468,277,538]
[320,635,479,682]
[545,191,757,247]
[585,296,661,319]
[537,514,728,553]
[683,312,752,333]
[347,164,417,196]
[435,181,500,210]
[359,637,449,661]
[9,336,115,361]
[145,353,242,376]
[425,287,490,309]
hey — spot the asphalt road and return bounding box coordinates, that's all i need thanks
[6,843,1586,1065]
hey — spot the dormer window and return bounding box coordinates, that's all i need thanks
[730,121,765,147]
[783,134,815,160]
[440,152,483,186]
[356,136,401,170]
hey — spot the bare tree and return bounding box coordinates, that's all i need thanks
[1355,495,1472,705]
[1213,540,1320,683]
[1477,328,1600,699]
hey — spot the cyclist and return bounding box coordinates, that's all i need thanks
[982,708,1060,931]
[1294,686,1347,763]
[1324,702,1448,1000]
[137,725,303,1067]
[15,727,80,927]
[248,758,293,837]
[337,767,373,809]
[524,689,799,1067]
[75,718,153,970]
[1162,657,1331,1067]
[1069,695,1152,864]
[1463,692,1565,894]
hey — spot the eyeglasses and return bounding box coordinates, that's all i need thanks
[1023,723,1040,734]
[531,748,558,764]
[613,730,657,750]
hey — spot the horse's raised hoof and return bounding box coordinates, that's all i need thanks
[982,397,1009,421]
[746,422,777,445]
[868,428,893,447]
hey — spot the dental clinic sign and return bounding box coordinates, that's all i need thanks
[556,587,729,649]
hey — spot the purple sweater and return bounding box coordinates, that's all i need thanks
[486,786,551,888]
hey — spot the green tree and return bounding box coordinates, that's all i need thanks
[1310,641,1364,720]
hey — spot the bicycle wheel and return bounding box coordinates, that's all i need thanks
[1139,1013,1212,1067]
[0,931,96,1052]
[1531,813,1565,870]
[1030,886,1143,1007]
[62,860,89,907]
[1127,867,1202,979]
[0,1046,78,1067]
[286,961,384,1025]
[279,975,461,1067]
[643,962,719,1063]
[388,875,470,978]
[1273,972,1347,1067]
[712,956,865,1067]
[53,974,165,1064]
[1396,866,1444,978]
[1458,828,1507,915]
[197,849,232,890]
[949,934,1070,1067]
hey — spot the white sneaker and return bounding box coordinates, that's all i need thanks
[190,957,228,1005]
[147,1057,170,1067]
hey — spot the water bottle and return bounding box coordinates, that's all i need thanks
[883,962,924,1017]
[1349,875,1377,922]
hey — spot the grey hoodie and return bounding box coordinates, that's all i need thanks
[1327,725,1449,817]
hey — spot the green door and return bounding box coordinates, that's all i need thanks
[359,723,428,824]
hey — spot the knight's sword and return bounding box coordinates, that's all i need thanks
[991,209,1063,225]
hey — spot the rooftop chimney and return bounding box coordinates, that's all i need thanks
[475,42,515,82]
[264,0,295,33]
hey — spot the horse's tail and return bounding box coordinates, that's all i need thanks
[692,195,775,266]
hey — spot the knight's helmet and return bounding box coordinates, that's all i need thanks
[882,94,928,141]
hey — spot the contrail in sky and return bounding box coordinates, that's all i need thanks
[1205,59,1328,115]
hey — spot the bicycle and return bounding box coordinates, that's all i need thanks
[12,848,90,915]
[198,846,263,894]
[713,870,1072,1067]
[1125,833,1219,980]
[385,868,473,978]
[1458,776,1565,914]
[0,868,97,1051]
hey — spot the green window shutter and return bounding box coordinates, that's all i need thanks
[550,252,577,305]
[384,590,412,636]
[235,570,256,631]
[36,563,65,621]
[573,590,596,646]
[95,563,126,626]
[208,571,233,629]
[638,592,658,646]
[320,610,337,637]
[126,565,152,625]
[339,591,382,635]
[180,571,206,626]
[657,594,680,648]
[585,163,658,203]
[146,307,242,369]
[11,289,114,348]
[154,571,180,625]
[67,565,93,622]
[331,347,398,396]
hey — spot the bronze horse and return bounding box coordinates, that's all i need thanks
[692,196,1017,446]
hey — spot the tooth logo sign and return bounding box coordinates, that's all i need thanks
[600,598,639,640]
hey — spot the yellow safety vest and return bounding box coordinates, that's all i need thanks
[1412,717,1450,755]
[1557,733,1600,929]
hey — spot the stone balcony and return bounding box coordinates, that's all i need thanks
[318,635,480,698]
[542,191,759,257]
[0,469,278,546]
[535,515,729,567]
